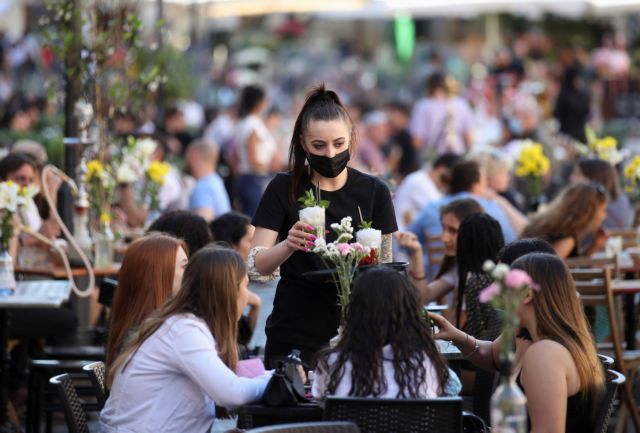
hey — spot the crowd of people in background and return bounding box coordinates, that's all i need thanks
[1,20,638,433]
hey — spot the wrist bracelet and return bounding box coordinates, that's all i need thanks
[462,334,480,358]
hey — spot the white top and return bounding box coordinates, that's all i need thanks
[99,314,271,433]
[312,345,440,399]
[393,169,442,231]
[235,115,277,175]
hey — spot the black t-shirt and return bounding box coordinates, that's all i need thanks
[252,167,398,349]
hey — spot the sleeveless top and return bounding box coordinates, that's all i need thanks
[516,373,596,432]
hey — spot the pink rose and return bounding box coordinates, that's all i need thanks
[504,269,536,290]
[337,243,353,256]
[352,242,370,254]
[479,283,501,303]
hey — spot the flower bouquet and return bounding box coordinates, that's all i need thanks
[298,188,329,240]
[355,220,381,265]
[146,161,171,212]
[311,217,370,316]
[580,126,625,165]
[481,260,538,433]
[514,140,550,212]
[0,181,38,295]
[624,155,640,198]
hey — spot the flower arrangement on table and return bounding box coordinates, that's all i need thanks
[84,159,116,224]
[355,219,381,266]
[579,126,625,165]
[0,181,39,249]
[623,155,640,198]
[146,161,171,212]
[479,260,539,361]
[311,217,370,316]
[514,140,550,211]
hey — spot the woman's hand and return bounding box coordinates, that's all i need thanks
[428,312,465,343]
[395,231,421,254]
[285,221,317,253]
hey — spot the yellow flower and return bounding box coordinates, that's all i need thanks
[86,160,104,180]
[99,213,111,224]
[515,141,550,178]
[147,161,170,185]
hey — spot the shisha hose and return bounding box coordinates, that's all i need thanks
[19,164,95,298]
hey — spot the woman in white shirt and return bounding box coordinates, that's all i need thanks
[313,267,451,399]
[234,85,277,216]
[100,247,271,433]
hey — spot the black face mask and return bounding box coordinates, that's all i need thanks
[306,149,350,178]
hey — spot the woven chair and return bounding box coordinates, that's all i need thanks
[247,421,360,433]
[323,397,463,433]
[83,361,107,409]
[49,373,90,433]
[570,266,640,433]
[593,369,626,433]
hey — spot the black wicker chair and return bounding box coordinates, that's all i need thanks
[323,397,463,433]
[593,369,625,433]
[49,373,90,433]
[83,361,107,409]
[247,421,360,433]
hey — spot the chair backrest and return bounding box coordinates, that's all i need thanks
[570,267,625,368]
[593,369,625,433]
[425,234,445,279]
[323,397,463,433]
[565,256,619,278]
[49,373,90,433]
[82,361,107,409]
[606,229,637,249]
[597,354,615,370]
[247,421,360,433]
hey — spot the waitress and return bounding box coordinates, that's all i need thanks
[250,85,397,367]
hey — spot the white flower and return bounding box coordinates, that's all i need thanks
[299,206,325,228]
[492,263,510,280]
[136,138,158,159]
[312,238,328,254]
[336,233,353,243]
[355,228,381,249]
[116,156,141,184]
[0,182,20,213]
[482,260,495,273]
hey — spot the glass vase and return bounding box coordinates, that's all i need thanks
[0,245,16,296]
[490,360,528,433]
[94,221,115,268]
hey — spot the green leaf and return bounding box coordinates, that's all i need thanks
[319,199,330,209]
[358,220,373,229]
[585,125,597,146]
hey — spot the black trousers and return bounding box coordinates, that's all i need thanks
[264,339,324,370]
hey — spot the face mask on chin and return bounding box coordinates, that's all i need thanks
[306,149,350,179]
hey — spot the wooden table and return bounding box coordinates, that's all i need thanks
[15,264,120,280]
[0,280,72,432]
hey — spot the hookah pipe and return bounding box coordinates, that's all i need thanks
[18,165,95,298]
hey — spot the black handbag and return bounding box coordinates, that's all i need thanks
[262,351,309,407]
[463,411,489,433]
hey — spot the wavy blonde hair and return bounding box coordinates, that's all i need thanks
[521,182,607,242]
[107,246,246,386]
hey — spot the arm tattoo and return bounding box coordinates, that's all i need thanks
[381,233,393,263]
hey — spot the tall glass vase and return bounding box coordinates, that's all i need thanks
[490,360,527,433]
[94,220,115,268]
[0,216,15,296]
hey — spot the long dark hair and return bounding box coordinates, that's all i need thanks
[511,253,604,411]
[456,213,504,325]
[316,268,450,398]
[288,84,356,203]
[108,247,246,385]
[435,198,484,280]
